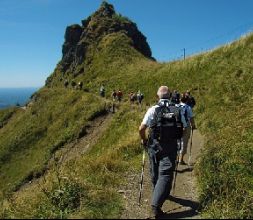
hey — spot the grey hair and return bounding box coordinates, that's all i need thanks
[157,86,170,99]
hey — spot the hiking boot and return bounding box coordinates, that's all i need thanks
[179,160,187,165]
[152,206,165,219]
[166,194,173,200]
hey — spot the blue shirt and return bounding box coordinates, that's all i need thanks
[177,102,194,127]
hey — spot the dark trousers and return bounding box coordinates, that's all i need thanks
[148,149,177,208]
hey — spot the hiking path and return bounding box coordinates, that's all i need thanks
[121,129,204,219]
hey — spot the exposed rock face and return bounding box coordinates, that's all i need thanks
[61,24,83,72]
[59,1,152,74]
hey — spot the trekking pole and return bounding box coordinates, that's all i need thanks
[187,128,194,166]
[172,139,181,195]
[138,148,146,205]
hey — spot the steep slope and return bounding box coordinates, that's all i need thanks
[1,1,253,219]
[0,88,111,196]
[0,2,154,218]
[0,1,152,199]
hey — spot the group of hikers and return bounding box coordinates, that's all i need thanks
[99,85,124,102]
[64,79,83,90]
[100,83,197,218]
[129,90,144,105]
[139,86,196,219]
[65,80,196,218]
[111,89,123,102]
[99,85,144,105]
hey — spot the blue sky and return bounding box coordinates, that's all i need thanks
[0,0,253,88]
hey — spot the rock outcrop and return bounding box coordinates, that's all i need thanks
[53,1,152,78]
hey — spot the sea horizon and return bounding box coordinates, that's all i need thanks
[0,87,40,109]
[0,86,41,89]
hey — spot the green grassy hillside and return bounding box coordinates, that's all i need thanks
[0,88,111,198]
[0,6,253,218]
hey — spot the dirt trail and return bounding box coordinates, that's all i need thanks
[121,129,204,219]
[11,102,204,219]
[16,112,113,193]
[54,113,113,164]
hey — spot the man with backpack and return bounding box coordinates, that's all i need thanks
[139,86,187,218]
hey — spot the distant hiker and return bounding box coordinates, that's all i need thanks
[71,81,77,89]
[185,90,196,108]
[137,90,144,105]
[116,90,123,102]
[178,93,196,165]
[129,91,137,104]
[139,86,186,219]
[111,90,117,101]
[171,90,180,104]
[64,79,69,88]
[78,81,83,90]
[100,84,105,97]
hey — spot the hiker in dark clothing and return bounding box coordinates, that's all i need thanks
[64,80,69,88]
[71,81,77,89]
[116,90,123,102]
[139,86,186,219]
[185,90,196,108]
[171,90,180,104]
[111,90,117,101]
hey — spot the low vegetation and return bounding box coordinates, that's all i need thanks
[0,107,18,129]
[0,88,110,199]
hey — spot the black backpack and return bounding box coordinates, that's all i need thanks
[150,102,183,143]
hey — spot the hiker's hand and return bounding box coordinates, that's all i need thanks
[141,139,148,148]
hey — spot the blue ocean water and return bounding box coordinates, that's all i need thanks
[0,88,39,109]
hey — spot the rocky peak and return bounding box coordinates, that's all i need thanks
[96,1,115,17]
[58,1,152,75]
